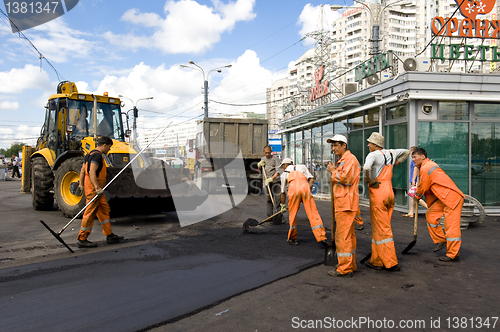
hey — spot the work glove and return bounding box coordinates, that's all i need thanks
[280,203,288,214]
[257,160,266,168]
[96,188,104,196]
[265,177,273,186]
[369,179,381,189]
[75,186,84,196]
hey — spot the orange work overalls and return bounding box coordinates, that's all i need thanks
[355,207,364,226]
[287,166,327,243]
[415,159,464,259]
[368,150,398,269]
[332,150,360,274]
[77,150,112,241]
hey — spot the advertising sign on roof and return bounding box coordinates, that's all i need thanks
[431,0,500,62]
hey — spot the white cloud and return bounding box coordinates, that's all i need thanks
[29,19,96,63]
[0,64,52,94]
[104,0,257,54]
[80,49,282,131]
[0,125,40,150]
[213,50,286,115]
[0,101,20,110]
[298,4,342,46]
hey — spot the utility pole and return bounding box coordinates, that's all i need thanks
[118,95,153,151]
[180,61,232,118]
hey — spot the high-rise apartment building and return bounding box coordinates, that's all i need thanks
[267,0,500,130]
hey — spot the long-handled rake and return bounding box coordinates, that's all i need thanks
[41,122,172,253]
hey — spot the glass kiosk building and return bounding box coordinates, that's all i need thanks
[279,72,500,212]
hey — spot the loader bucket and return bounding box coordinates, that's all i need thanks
[104,161,208,215]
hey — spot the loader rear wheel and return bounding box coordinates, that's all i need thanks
[31,157,54,210]
[54,157,85,218]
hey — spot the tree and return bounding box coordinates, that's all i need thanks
[1,143,26,160]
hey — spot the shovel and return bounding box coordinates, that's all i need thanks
[243,210,283,228]
[261,167,275,207]
[402,192,419,254]
[41,122,172,253]
[324,180,336,266]
[402,177,420,254]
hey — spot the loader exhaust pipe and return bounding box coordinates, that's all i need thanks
[92,94,98,142]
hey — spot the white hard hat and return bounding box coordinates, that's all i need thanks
[327,134,348,145]
[280,158,293,167]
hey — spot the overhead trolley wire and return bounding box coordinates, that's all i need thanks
[0,8,64,81]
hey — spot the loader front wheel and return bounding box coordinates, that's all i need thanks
[55,157,85,218]
[31,157,54,210]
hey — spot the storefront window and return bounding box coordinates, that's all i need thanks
[385,123,408,206]
[418,122,469,195]
[312,137,325,192]
[312,126,321,137]
[386,104,406,121]
[295,141,303,164]
[334,117,348,134]
[323,123,333,138]
[471,123,500,206]
[348,112,364,131]
[362,127,380,199]
[438,101,468,120]
[296,131,303,140]
[321,136,333,194]
[283,133,289,157]
[365,107,379,127]
[303,128,311,139]
[474,103,500,118]
[349,130,363,167]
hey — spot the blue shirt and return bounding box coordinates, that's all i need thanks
[409,159,415,183]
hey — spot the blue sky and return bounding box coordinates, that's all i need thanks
[0,0,346,150]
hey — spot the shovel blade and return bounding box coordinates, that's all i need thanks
[360,252,371,264]
[402,237,417,254]
[40,220,74,253]
[324,244,336,266]
[243,218,259,228]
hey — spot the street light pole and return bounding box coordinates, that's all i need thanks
[180,61,232,118]
[118,95,153,151]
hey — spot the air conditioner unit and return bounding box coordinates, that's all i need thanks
[393,57,430,75]
[342,82,358,95]
[366,74,380,85]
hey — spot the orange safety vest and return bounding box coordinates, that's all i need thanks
[84,149,107,195]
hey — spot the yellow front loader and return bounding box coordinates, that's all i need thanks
[22,81,206,217]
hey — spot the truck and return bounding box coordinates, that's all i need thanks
[192,117,268,194]
[23,81,207,217]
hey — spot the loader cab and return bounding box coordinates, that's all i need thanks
[41,89,126,159]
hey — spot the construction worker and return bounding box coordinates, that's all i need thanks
[257,145,283,225]
[280,158,328,247]
[75,136,124,248]
[412,147,464,262]
[363,132,409,272]
[326,134,360,277]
